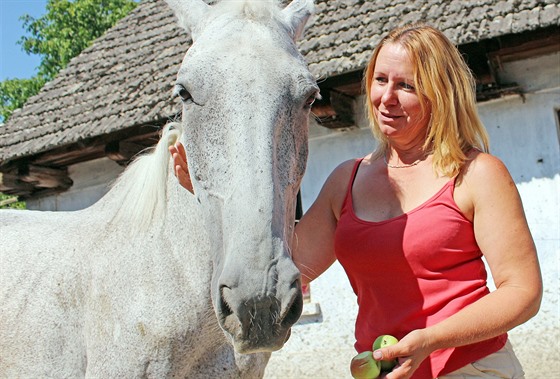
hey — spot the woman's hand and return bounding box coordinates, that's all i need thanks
[169,142,194,194]
[373,329,432,379]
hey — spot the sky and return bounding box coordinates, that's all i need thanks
[0,0,48,81]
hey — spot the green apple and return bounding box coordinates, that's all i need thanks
[350,351,381,379]
[372,335,399,372]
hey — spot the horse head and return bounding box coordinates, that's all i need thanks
[165,0,317,354]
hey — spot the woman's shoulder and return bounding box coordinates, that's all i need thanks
[462,150,512,183]
[318,157,367,213]
[331,157,362,177]
[460,150,517,202]
[325,155,375,188]
[455,151,516,220]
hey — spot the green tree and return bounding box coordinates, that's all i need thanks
[0,77,46,121]
[19,0,138,81]
[0,193,26,209]
[0,0,138,122]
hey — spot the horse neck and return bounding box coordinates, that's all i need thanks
[164,161,214,257]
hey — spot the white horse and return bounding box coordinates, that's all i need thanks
[0,0,318,377]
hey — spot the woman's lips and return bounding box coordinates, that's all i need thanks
[379,111,403,121]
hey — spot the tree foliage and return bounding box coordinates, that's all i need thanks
[0,0,138,122]
[0,77,46,121]
[19,0,138,80]
[0,193,26,209]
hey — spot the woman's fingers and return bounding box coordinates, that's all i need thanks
[169,143,194,194]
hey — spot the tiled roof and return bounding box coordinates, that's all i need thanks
[1,0,558,164]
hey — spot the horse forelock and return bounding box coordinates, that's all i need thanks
[213,0,282,22]
[108,123,182,232]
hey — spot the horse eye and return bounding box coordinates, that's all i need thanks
[174,84,192,103]
[304,93,318,109]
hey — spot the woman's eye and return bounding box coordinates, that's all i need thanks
[375,77,387,84]
[401,82,415,90]
[174,84,192,103]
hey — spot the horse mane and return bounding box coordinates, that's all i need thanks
[108,122,182,232]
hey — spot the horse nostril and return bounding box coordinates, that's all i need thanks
[280,281,303,328]
[219,286,234,317]
[284,328,292,343]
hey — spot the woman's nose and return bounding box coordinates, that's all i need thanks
[381,85,397,105]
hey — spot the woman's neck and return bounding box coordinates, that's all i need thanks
[386,143,428,167]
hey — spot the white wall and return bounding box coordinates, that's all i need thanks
[27,157,124,211]
[266,52,560,378]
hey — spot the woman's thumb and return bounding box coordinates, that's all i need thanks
[373,346,397,361]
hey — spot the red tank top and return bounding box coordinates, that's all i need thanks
[335,159,507,378]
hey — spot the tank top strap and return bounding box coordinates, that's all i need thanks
[342,158,364,210]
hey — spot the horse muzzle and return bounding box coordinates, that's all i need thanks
[217,279,303,354]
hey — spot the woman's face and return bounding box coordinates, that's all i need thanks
[370,42,430,145]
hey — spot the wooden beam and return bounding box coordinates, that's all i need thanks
[30,125,162,167]
[490,26,560,64]
[32,143,105,168]
[19,165,73,190]
[316,70,363,97]
[0,171,35,196]
[105,140,148,165]
[0,164,73,196]
[312,103,337,119]
[313,90,357,129]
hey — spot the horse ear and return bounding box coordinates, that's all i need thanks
[281,0,315,41]
[165,0,210,39]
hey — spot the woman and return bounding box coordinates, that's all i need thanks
[170,24,542,379]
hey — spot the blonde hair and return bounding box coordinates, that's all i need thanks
[364,23,489,177]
